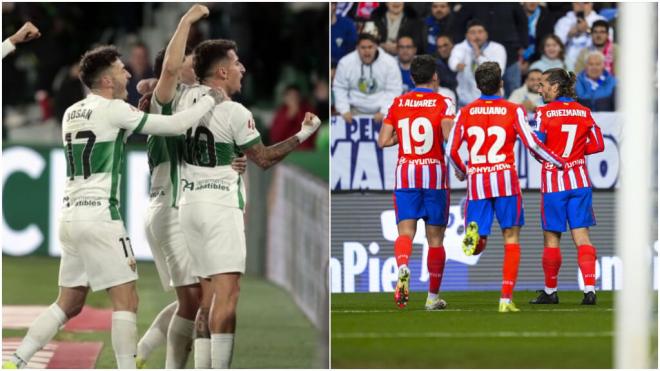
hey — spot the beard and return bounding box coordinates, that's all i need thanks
[111,77,128,100]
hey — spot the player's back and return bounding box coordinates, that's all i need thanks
[537,99,597,192]
[175,85,260,209]
[61,94,139,221]
[384,88,454,189]
[451,96,529,200]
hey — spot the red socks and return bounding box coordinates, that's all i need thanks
[501,244,521,299]
[427,246,446,294]
[577,244,597,286]
[394,236,413,268]
[542,247,562,289]
[474,237,487,255]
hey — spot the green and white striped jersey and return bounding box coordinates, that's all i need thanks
[61,94,149,221]
[147,95,184,208]
[174,85,261,210]
[61,92,216,221]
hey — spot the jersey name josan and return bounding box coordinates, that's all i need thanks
[61,94,146,221]
[537,101,600,193]
[384,90,455,190]
[175,85,261,209]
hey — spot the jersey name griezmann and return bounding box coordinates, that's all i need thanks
[545,109,587,118]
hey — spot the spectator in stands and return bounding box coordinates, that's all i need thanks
[333,32,402,123]
[434,34,457,93]
[554,2,606,71]
[521,3,560,69]
[449,19,506,106]
[313,79,329,121]
[331,2,358,67]
[575,51,616,111]
[424,2,455,55]
[452,3,528,97]
[371,3,426,56]
[126,42,153,106]
[52,63,85,124]
[529,34,566,72]
[397,35,417,93]
[270,84,317,149]
[509,68,543,113]
[574,20,617,76]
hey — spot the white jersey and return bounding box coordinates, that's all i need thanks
[147,95,184,208]
[174,85,261,210]
[61,92,216,221]
[61,94,148,221]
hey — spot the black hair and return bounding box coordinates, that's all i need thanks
[542,68,577,99]
[357,32,379,45]
[193,39,238,83]
[466,19,487,33]
[78,45,121,89]
[154,46,193,79]
[410,55,437,85]
[474,62,501,95]
[591,20,610,32]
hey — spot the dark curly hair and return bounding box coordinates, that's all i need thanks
[79,45,121,89]
[193,39,237,83]
[475,61,501,95]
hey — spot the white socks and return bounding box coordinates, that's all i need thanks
[194,338,211,369]
[15,303,67,365]
[112,311,137,369]
[427,292,438,301]
[544,287,557,295]
[211,333,234,369]
[137,301,177,361]
[584,285,595,293]
[166,315,195,368]
[499,298,511,304]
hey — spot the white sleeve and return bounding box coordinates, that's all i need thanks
[2,39,16,59]
[333,59,352,115]
[448,45,464,72]
[230,104,261,150]
[554,15,572,44]
[109,95,215,136]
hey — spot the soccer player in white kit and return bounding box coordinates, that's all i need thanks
[170,39,321,368]
[3,45,226,369]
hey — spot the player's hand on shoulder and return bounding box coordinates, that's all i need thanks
[231,155,248,174]
[207,87,227,104]
[10,21,40,45]
[183,4,210,24]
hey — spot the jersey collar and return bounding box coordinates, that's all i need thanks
[479,94,502,100]
[411,87,434,93]
[556,96,574,102]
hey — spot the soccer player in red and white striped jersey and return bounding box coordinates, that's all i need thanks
[530,68,605,306]
[446,62,565,312]
[378,55,455,310]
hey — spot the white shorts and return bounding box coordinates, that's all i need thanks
[58,220,138,292]
[179,203,246,277]
[145,206,199,290]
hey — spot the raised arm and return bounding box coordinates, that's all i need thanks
[244,112,321,169]
[513,106,565,168]
[154,4,209,104]
[3,21,40,59]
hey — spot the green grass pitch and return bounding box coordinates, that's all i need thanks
[331,291,614,368]
[3,256,320,368]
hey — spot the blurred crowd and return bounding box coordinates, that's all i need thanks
[331,2,619,124]
[3,2,328,148]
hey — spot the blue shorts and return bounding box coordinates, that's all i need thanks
[393,189,449,226]
[541,188,596,232]
[465,194,525,236]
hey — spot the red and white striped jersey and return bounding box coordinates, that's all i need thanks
[383,88,455,190]
[536,98,605,193]
[447,95,565,200]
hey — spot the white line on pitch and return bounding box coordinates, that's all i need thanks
[333,331,614,339]
[333,308,613,313]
